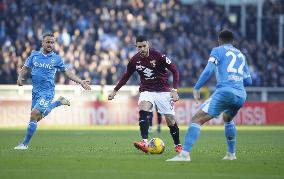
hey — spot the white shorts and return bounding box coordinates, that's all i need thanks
[138,91,175,115]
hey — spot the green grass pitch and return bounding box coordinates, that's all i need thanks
[0,126,283,179]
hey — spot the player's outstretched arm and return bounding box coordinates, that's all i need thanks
[166,63,179,102]
[243,61,252,86]
[193,61,215,102]
[63,70,91,90]
[193,89,201,102]
[17,66,31,86]
[108,62,135,100]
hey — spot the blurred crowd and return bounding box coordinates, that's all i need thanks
[0,0,283,87]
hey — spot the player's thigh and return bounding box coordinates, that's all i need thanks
[223,96,245,122]
[154,92,175,115]
[201,91,234,118]
[33,95,54,117]
[30,108,43,121]
[138,91,154,111]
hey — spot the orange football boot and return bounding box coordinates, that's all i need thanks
[133,141,148,153]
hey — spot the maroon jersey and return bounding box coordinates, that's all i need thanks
[114,48,179,92]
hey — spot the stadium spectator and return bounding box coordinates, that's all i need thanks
[0,0,283,87]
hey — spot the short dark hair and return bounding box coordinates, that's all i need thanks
[42,32,54,39]
[218,29,234,43]
[136,35,147,43]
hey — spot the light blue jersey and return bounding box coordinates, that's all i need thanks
[209,44,251,99]
[194,44,251,99]
[24,50,67,96]
[194,44,252,117]
[24,50,67,114]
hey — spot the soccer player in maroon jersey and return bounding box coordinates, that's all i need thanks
[108,35,182,153]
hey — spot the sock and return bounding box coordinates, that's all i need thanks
[142,139,148,144]
[157,112,162,125]
[43,101,61,116]
[183,123,201,152]
[168,123,180,145]
[139,110,151,139]
[224,121,236,153]
[22,121,38,145]
[148,112,153,127]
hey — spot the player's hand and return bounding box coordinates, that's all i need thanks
[17,78,24,86]
[170,90,179,102]
[80,80,91,90]
[193,89,200,103]
[108,90,117,100]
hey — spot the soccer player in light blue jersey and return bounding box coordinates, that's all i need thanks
[167,29,252,161]
[14,33,91,150]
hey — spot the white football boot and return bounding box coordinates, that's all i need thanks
[14,143,28,150]
[166,151,191,162]
[57,96,70,106]
[222,152,237,160]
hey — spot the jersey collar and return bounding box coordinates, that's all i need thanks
[41,49,54,57]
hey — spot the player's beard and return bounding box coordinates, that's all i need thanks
[140,50,149,57]
[44,46,53,53]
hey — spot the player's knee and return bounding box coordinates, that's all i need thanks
[164,114,176,126]
[138,101,153,111]
[30,110,42,121]
[223,113,233,122]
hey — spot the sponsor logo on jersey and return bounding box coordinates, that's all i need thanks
[33,62,53,69]
[136,64,145,70]
[143,68,156,79]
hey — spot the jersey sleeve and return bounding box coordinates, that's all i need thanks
[243,60,252,86]
[56,56,67,71]
[160,54,179,89]
[208,47,219,65]
[24,53,34,68]
[243,61,251,79]
[193,61,215,90]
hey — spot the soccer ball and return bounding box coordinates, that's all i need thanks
[148,138,165,154]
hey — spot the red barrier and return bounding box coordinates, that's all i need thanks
[87,100,284,125]
[0,100,284,125]
[237,102,284,125]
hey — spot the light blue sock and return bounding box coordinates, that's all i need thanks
[23,121,37,145]
[183,123,201,152]
[224,121,236,153]
[43,101,61,116]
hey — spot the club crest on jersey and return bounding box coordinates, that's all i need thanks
[150,60,156,67]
